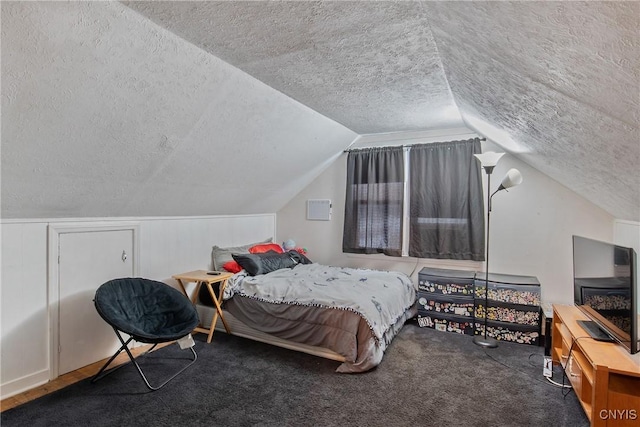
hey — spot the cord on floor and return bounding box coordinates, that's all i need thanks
[482,349,571,389]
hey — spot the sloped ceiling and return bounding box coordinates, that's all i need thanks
[2,1,638,221]
[121,0,464,133]
[1,1,357,218]
[426,1,639,222]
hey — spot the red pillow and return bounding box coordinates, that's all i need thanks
[222,260,242,273]
[249,243,284,254]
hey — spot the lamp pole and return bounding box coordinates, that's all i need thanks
[472,152,522,347]
[474,164,499,348]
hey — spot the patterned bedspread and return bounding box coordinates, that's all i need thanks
[223,263,416,358]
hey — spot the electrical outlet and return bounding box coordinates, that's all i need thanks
[543,356,553,377]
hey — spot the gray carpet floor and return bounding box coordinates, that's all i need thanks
[2,321,589,426]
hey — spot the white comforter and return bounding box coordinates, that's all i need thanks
[223,263,416,346]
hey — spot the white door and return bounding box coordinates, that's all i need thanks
[58,229,134,375]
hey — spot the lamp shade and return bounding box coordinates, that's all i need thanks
[473,152,504,168]
[500,168,523,189]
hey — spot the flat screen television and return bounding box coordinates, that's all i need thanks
[573,235,638,354]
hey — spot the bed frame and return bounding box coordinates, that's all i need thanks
[196,305,347,363]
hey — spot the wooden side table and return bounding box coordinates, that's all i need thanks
[172,270,233,343]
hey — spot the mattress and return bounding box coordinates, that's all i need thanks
[198,263,417,372]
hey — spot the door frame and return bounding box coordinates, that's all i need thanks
[47,221,140,379]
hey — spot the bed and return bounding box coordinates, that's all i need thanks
[195,242,416,373]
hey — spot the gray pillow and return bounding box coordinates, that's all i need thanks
[232,251,298,276]
[211,237,272,270]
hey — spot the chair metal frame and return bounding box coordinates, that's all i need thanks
[91,277,200,391]
[91,327,197,391]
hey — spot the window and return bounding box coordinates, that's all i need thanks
[343,138,485,261]
[342,147,404,257]
[408,140,485,260]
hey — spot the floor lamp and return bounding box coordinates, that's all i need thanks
[473,152,523,348]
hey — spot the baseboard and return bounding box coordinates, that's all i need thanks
[1,369,50,400]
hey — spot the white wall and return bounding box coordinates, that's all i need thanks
[0,214,275,398]
[277,132,615,306]
[614,220,640,255]
[614,220,640,311]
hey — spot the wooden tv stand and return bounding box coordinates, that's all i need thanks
[552,305,640,426]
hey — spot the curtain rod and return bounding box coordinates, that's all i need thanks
[343,137,486,153]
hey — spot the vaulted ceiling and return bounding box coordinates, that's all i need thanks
[2,1,638,221]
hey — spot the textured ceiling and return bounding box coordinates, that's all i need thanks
[2,1,639,221]
[121,0,639,221]
[1,1,356,218]
[426,1,639,221]
[122,0,463,134]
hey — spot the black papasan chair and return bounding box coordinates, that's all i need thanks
[91,277,200,391]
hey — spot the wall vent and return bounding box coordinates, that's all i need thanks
[307,199,332,221]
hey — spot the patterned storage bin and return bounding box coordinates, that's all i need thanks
[417,293,474,318]
[474,320,540,345]
[474,273,541,306]
[418,312,475,335]
[474,272,542,345]
[474,301,541,325]
[418,267,475,296]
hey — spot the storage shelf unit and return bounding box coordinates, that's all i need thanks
[418,268,542,345]
[474,272,541,345]
[552,305,640,426]
[417,268,476,335]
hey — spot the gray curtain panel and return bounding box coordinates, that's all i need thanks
[408,138,485,260]
[342,146,405,257]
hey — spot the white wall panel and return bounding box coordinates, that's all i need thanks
[229,215,277,248]
[138,215,275,282]
[0,214,275,399]
[1,222,49,397]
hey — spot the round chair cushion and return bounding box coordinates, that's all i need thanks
[94,278,199,344]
